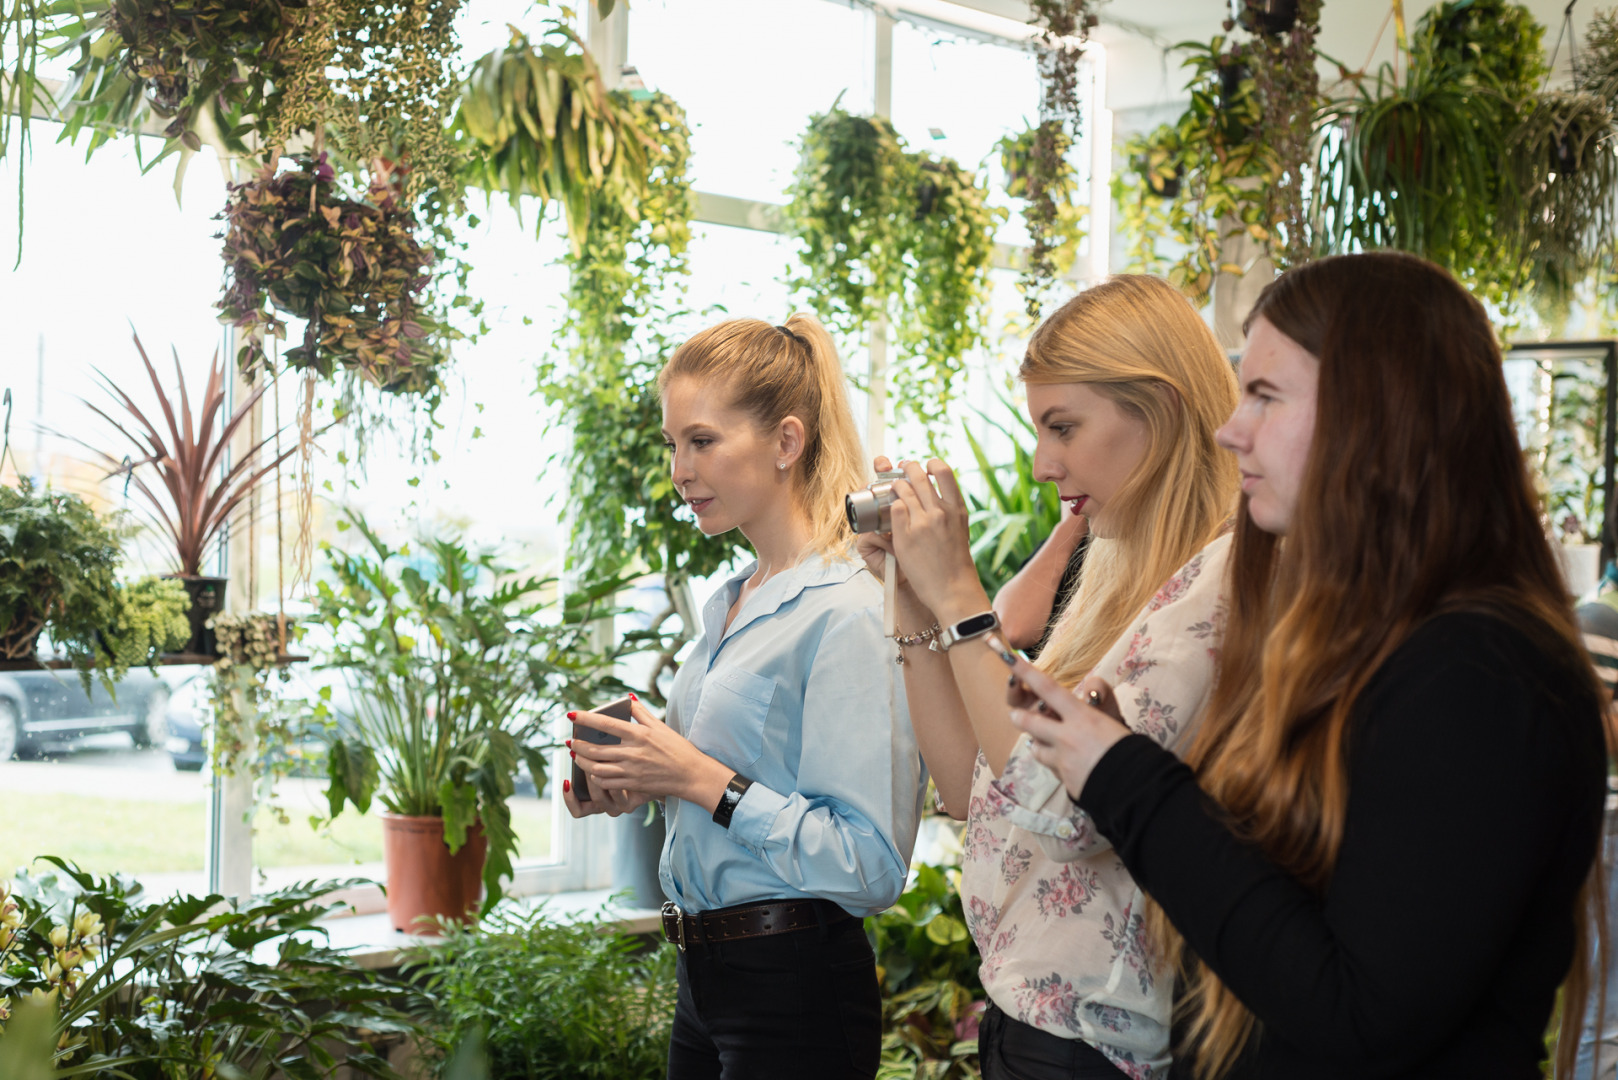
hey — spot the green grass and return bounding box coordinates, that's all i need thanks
[2,795,556,880]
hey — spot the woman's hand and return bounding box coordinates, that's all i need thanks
[569,697,735,813]
[562,775,651,819]
[990,636,1131,801]
[855,456,915,592]
[888,458,990,624]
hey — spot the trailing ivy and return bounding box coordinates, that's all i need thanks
[1017,0,1097,316]
[785,103,1002,428]
[998,122,1087,281]
[1227,0,1323,268]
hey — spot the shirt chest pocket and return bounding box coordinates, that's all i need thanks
[688,668,778,771]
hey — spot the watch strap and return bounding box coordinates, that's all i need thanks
[712,773,754,829]
[932,611,1001,652]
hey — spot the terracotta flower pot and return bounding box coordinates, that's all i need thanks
[381,813,488,935]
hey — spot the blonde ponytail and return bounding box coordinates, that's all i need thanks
[659,313,867,557]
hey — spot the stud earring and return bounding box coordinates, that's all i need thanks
[778,462,787,470]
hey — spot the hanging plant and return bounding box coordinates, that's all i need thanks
[50,0,303,182]
[895,156,1002,413]
[1224,0,1324,268]
[998,122,1087,282]
[1507,91,1618,320]
[785,103,1002,426]
[454,23,654,256]
[458,23,724,695]
[785,105,913,335]
[1017,0,1097,315]
[1111,124,1185,277]
[1313,0,1544,310]
[217,153,453,395]
[206,611,301,778]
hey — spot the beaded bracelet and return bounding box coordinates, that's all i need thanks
[894,622,942,665]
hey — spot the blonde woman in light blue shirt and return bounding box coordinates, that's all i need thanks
[567,313,926,1080]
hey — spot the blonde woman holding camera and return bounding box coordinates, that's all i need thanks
[862,276,1240,1080]
[567,314,926,1080]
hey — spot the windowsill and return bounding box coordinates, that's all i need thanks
[311,888,664,970]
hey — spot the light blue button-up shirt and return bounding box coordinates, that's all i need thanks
[658,551,925,919]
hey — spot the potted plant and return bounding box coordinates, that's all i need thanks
[0,860,422,1076]
[0,478,122,688]
[311,511,637,931]
[76,335,300,657]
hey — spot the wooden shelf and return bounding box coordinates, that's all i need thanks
[0,653,308,672]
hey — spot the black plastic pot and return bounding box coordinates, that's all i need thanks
[1150,165,1184,200]
[172,576,228,658]
[1553,133,1582,176]
[1232,0,1298,35]
[1218,61,1251,112]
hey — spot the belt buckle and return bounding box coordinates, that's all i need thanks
[660,901,687,951]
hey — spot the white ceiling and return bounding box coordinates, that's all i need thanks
[946,0,1603,121]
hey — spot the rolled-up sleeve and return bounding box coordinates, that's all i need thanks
[727,608,922,916]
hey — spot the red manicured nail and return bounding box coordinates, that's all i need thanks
[629,692,638,702]
[569,750,576,759]
[567,711,577,720]
[565,739,573,748]
[562,779,571,794]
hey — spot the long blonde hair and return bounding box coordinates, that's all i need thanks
[658,313,866,557]
[1027,276,1240,688]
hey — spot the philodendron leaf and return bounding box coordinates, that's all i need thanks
[327,738,379,817]
[439,779,480,854]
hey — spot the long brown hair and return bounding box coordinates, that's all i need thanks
[1022,276,1240,687]
[1158,252,1606,1077]
[658,313,866,557]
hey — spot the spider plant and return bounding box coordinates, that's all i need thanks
[78,333,297,578]
[1507,90,1618,319]
[1312,44,1518,284]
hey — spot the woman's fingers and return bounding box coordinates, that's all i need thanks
[899,458,943,512]
[627,696,663,727]
[873,455,894,473]
[1075,675,1125,724]
[1010,705,1067,747]
[926,458,964,509]
[571,709,636,739]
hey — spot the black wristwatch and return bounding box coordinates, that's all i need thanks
[712,773,754,829]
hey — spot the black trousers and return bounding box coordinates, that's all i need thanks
[979,1000,1131,1080]
[666,907,881,1080]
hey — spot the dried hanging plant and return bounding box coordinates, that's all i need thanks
[1019,0,1098,316]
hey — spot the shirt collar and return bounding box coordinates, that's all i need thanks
[702,550,862,662]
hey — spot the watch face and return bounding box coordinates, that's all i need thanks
[955,613,998,638]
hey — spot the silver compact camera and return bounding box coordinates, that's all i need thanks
[846,469,906,534]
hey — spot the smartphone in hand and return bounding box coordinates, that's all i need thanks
[572,696,635,802]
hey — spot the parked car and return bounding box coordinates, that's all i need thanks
[0,668,175,761]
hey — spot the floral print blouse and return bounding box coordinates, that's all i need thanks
[961,533,1232,1080]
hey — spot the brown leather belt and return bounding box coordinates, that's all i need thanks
[659,898,854,950]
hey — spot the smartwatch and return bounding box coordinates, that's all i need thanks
[931,611,1000,652]
[712,773,754,829]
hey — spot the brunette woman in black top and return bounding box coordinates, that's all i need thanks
[988,252,1608,1079]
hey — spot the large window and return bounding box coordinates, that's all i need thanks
[0,0,1082,907]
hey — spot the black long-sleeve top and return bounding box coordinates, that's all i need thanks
[1078,612,1606,1079]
